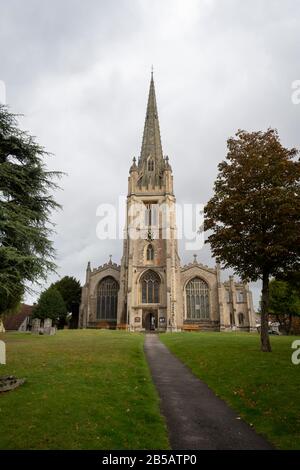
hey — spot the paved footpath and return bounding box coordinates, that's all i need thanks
[144,334,273,450]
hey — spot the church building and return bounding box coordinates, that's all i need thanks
[79,74,256,332]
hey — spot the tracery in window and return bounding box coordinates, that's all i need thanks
[186,278,209,320]
[141,270,160,304]
[146,244,154,261]
[96,277,119,320]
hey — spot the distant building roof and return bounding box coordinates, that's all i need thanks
[3,304,34,330]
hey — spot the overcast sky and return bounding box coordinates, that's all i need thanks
[1,0,300,308]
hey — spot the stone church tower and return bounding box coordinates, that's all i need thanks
[118,72,181,331]
[79,74,257,332]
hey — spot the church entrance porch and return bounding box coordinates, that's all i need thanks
[143,310,158,331]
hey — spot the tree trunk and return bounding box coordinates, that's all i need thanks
[277,314,285,333]
[260,270,272,352]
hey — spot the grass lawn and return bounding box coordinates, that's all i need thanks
[160,332,300,450]
[0,330,169,450]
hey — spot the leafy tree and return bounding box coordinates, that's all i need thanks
[33,287,67,325]
[51,276,81,328]
[51,276,81,312]
[0,105,62,317]
[205,129,300,352]
[278,271,300,291]
[0,282,23,315]
[268,279,300,334]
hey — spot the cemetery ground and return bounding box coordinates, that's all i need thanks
[160,332,300,450]
[0,330,169,450]
[0,330,299,450]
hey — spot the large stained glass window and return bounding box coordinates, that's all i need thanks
[141,270,160,304]
[96,277,119,320]
[186,278,209,320]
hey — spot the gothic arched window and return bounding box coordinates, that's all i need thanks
[141,270,160,304]
[148,158,154,172]
[186,278,209,320]
[96,276,119,320]
[238,312,244,326]
[236,290,244,303]
[146,244,154,261]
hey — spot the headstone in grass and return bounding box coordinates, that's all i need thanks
[0,340,5,364]
[32,318,41,334]
[32,318,56,335]
[43,318,56,335]
[0,342,25,393]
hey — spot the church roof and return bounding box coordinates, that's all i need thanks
[3,303,33,330]
[139,71,163,165]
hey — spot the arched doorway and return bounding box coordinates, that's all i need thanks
[143,311,158,331]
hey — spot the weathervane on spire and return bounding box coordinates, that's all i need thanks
[151,64,154,78]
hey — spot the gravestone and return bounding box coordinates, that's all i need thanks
[44,318,52,328]
[43,318,52,335]
[0,339,25,394]
[0,340,5,365]
[31,318,56,335]
[0,319,5,333]
[31,318,41,334]
[43,318,56,335]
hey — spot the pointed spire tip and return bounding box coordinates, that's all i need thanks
[139,68,163,163]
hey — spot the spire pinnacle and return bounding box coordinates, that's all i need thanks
[139,71,163,164]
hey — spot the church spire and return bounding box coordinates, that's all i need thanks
[140,71,163,164]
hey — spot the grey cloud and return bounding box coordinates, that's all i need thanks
[1,0,299,307]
